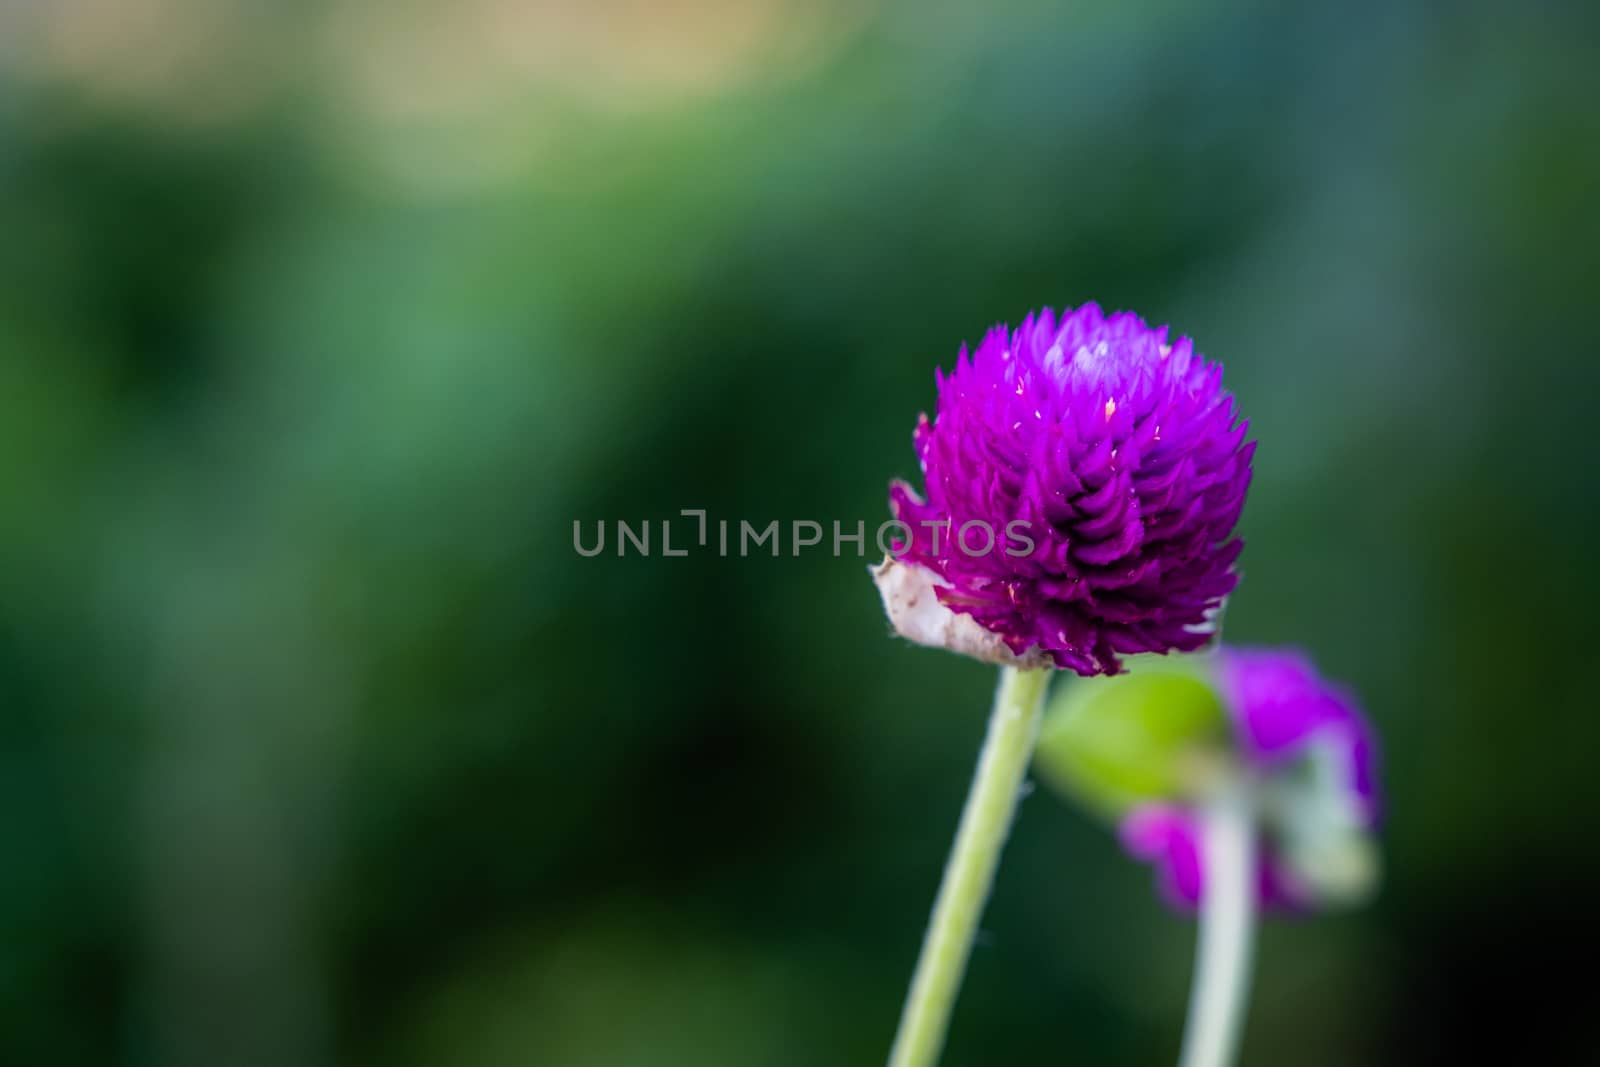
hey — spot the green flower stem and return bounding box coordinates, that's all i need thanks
[1178,784,1259,1067]
[888,665,1052,1067]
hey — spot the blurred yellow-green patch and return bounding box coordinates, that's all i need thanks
[1036,662,1231,818]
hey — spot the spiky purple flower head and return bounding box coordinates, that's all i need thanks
[1121,647,1380,911]
[887,304,1254,675]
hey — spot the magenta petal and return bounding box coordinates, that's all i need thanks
[1120,805,1204,907]
[1120,801,1326,914]
[1215,646,1381,823]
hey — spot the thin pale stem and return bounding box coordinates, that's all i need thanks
[1178,786,1259,1067]
[887,665,1051,1067]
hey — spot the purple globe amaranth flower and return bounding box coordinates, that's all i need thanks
[1121,647,1380,911]
[887,304,1253,675]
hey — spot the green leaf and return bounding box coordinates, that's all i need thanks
[1034,659,1230,819]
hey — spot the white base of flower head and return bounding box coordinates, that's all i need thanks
[1265,735,1382,907]
[871,556,1056,669]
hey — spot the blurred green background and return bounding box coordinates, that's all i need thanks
[2,1,1597,1064]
